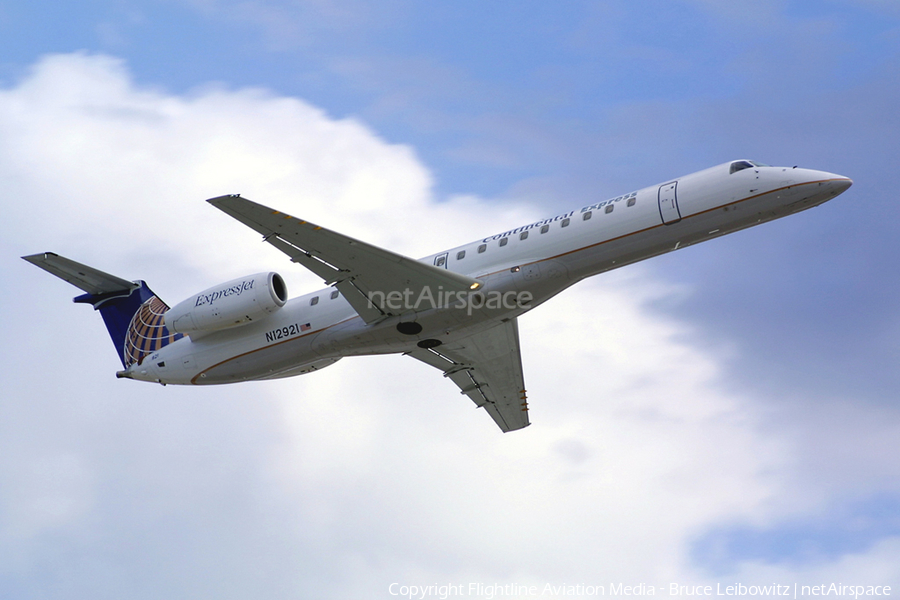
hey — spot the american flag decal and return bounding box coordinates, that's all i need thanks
[123,296,184,367]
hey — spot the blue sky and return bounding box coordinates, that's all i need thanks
[7,0,895,196]
[3,1,900,598]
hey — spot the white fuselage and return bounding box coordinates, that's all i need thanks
[127,162,851,386]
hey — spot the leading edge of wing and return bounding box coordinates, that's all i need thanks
[207,195,483,324]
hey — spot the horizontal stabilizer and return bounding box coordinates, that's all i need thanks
[22,252,137,296]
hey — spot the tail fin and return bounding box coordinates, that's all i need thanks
[22,253,183,368]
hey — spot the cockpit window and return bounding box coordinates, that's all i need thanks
[729,160,754,174]
[730,160,770,174]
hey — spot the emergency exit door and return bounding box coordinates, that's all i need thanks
[658,181,681,225]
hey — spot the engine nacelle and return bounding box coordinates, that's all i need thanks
[165,272,287,334]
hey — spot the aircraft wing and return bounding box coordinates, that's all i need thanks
[207,195,482,324]
[406,319,530,432]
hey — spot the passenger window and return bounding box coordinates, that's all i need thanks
[457,250,466,260]
[540,225,549,234]
[477,244,487,253]
[435,255,446,267]
[583,211,592,220]
[561,218,570,227]
[310,296,319,306]
[520,231,528,240]
[330,290,339,300]
[605,204,614,214]
[499,238,509,247]
[627,197,636,207]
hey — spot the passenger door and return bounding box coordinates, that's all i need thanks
[658,181,681,225]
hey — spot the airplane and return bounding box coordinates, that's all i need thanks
[23,160,852,432]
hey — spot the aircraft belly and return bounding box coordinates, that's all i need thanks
[508,260,574,309]
[192,334,321,384]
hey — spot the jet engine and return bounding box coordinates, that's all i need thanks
[165,272,287,334]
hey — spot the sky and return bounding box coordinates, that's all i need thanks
[2,1,900,598]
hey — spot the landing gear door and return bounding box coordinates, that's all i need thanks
[658,181,681,225]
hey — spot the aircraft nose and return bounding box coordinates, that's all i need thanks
[807,170,852,196]
[831,177,853,194]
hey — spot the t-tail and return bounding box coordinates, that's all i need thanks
[22,253,183,370]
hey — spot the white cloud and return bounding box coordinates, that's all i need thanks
[2,53,898,597]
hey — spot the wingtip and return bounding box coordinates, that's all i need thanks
[22,251,57,263]
[205,194,242,205]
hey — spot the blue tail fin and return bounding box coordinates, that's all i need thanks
[73,282,184,368]
[23,253,183,368]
